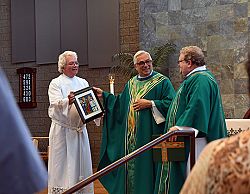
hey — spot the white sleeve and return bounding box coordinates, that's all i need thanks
[175,126,199,137]
[151,100,166,124]
[48,80,70,119]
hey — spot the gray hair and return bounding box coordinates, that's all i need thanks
[58,51,78,73]
[133,50,152,64]
[180,46,205,67]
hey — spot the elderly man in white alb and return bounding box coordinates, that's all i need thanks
[48,51,98,194]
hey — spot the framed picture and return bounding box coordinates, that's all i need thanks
[74,87,104,123]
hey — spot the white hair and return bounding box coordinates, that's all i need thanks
[58,51,78,73]
[133,50,152,64]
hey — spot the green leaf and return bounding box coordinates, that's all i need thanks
[110,42,176,78]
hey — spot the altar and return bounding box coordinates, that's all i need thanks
[226,119,250,136]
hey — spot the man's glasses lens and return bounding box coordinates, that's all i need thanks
[138,60,152,66]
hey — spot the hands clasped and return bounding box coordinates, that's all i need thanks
[133,99,152,111]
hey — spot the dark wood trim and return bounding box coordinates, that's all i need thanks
[17,67,37,108]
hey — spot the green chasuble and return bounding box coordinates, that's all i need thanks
[156,70,227,194]
[98,71,175,194]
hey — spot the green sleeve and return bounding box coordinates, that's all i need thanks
[154,78,176,117]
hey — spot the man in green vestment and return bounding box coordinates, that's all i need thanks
[156,46,227,194]
[94,50,176,194]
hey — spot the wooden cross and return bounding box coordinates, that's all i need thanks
[153,141,185,162]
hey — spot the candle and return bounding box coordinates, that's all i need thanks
[109,75,115,94]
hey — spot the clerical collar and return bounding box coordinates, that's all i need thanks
[137,71,155,81]
[186,65,206,78]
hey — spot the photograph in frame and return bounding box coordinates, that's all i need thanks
[73,87,104,123]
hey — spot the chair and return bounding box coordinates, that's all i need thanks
[32,138,39,150]
[32,137,49,167]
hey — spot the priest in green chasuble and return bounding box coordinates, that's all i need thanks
[94,50,176,194]
[156,46,227,194]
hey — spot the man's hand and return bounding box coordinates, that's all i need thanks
[68,91,75,105]
[133,99,152,111]
[93,87,103,98]
[168,126,179,142]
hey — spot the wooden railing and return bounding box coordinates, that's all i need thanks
[62,130,195,194]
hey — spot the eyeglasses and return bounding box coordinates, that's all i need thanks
[67,61,79,66]
[177,59,186,64]
[137,60,152,66]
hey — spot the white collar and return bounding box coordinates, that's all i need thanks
[138,70,153,79]
[186,65,206,77]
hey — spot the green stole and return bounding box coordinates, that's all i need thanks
[127,73,166,193]
[127,73,166,148]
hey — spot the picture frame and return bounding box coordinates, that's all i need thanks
[74,87,104,124]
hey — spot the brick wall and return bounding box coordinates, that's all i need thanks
[0,0,139,168]
[89,0,139,167]
[120,0,139,53]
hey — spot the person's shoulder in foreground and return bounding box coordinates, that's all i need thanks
[0,68,47,194]
[181,129,250,194]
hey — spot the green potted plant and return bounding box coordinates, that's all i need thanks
[110,42,176,79]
